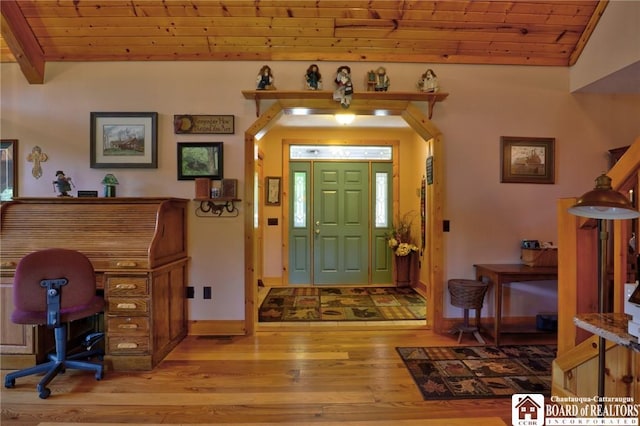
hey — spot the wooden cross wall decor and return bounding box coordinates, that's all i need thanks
[26,145,48,179]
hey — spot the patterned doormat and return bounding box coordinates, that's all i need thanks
[396,344,556,400]
[259,287,426,322]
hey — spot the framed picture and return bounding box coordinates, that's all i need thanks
[1,139,17,201]
[265,176,281,206]
[90,112,158,168]
[500,136,555,184]
[177,142,223,180]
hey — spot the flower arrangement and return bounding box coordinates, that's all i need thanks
[387,212,419,257]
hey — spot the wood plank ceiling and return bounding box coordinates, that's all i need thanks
[1,0,606,84]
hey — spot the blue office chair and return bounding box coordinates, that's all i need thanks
[4,248,105,398]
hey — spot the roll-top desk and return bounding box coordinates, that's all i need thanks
[0,197,189,371]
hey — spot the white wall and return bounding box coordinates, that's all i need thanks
[2,59,639,322]
[570,0,640,93]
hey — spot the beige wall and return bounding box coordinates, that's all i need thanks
[2,59,639,322]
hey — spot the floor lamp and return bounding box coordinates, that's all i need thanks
[568,173,639,402]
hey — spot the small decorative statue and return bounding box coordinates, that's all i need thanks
[373,66,390,92]
[53,170,73,197]
[418,68,439,92]
[304,64,322,90]
[333,65,353,108]
[256,65,275,90]
[366,70,376,91]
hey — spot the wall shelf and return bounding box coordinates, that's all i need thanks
[241,90,449,119]
[194,197,241,217]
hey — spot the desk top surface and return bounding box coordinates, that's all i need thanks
[474,263,558,274]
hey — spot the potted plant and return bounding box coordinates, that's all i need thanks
[387,212,419,287]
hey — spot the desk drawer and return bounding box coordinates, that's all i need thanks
[107,336,150,354]
[107,316,150,335]
[106,277,148,296]
[108,297,149,314]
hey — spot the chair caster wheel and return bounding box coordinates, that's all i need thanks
[95,371,103,380]
[38,387,51,399]
[5,379,15,388]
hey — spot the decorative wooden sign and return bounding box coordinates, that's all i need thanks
[174,115,234,134]
[426,156,434,185]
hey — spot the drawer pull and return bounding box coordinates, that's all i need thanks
[115,283,137,290]
[117,324,139,329]
[116,261,137,267]
[117,342,138,349]
[0,261,16,268]
[116,303,137,310]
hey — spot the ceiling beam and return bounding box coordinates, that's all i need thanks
[1,1,45,84]
[570,0,609,66]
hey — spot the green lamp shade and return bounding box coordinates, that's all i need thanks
[101,174,119,186]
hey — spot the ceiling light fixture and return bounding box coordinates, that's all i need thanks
[335,114,355,125]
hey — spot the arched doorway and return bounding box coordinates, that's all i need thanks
[243,99,444,334]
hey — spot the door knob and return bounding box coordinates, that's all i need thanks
[315,229,320,234]
[315,221,320,226]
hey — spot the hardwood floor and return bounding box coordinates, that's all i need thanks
[1,328,556,426]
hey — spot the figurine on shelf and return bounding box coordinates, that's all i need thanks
[366,70,376,91]
[373,66,390,92]
[305,64,322,90]
[418,68,439,92]
[53,170,73,197]
[333,65,353,108]
[256,65,275,90]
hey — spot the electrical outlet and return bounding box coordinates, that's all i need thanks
[186,286,195,299]
[203,286,212,300]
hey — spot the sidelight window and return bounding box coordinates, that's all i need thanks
[375,172,389,228]
[293,171,307,228]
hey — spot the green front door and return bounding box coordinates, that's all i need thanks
[288,160,392,286]
[313,162,369,285]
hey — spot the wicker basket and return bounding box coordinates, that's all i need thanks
[521,248,557,267]
[448,279,489,309]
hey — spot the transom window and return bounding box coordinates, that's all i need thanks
[289,145,392,160]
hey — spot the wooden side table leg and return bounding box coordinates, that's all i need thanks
[476,270,500,345]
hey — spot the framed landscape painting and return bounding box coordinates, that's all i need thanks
[177,142,223,180]
[1,139,17,201]
[90,112,158,168]
[500,136,555,184]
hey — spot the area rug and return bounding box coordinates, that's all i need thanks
[259,287,426,322]
[396,344,556,400]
